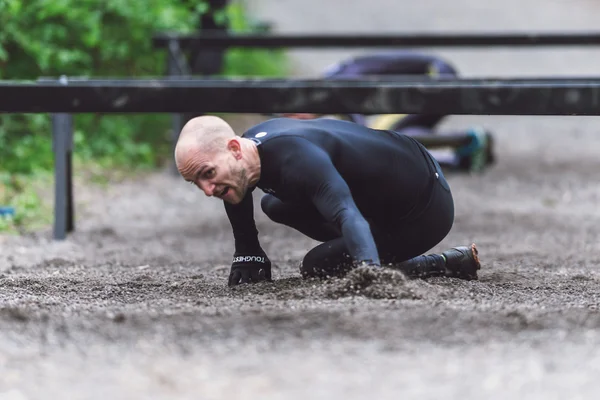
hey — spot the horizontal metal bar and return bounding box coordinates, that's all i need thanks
[1,77,600,115]
[35,75,600,84]
[152,32,600,49]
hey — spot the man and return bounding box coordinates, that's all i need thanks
[283,51,495,173]
[175,115,481,287]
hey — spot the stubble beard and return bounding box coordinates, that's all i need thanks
[231,165,249,202]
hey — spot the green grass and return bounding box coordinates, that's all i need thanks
[0,171,53,234]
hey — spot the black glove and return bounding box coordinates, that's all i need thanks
[228,251,272,287]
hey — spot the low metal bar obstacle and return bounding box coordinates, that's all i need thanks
[2,75,600,240]
[153,32,600,49]
[3,77,600,115]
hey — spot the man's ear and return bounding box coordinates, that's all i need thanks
[227,138,242,159]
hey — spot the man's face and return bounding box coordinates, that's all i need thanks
[180,146,249,204]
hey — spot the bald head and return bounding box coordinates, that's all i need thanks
[173,115,262,203]
[174,115,236,169]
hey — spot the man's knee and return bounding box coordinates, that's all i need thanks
[299,241,354,279]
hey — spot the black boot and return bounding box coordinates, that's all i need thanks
[392,254,446,279]
[442,243,481,280]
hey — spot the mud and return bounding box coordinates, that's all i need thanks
[3,0,600,399]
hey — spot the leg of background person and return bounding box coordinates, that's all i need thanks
[390,114,447,131]
[424,149,461,169]
[434,127,496,172]
[386,57,458,132]
[393,127,463,169]
[400,127,495,172]
[261,194,341,243]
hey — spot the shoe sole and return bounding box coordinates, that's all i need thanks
[470,242,481,272]
[461,243,481,280]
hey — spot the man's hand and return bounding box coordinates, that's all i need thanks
[228,252,272,287]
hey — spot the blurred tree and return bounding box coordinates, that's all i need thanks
[0,0,287,232]
[0,0,286,176]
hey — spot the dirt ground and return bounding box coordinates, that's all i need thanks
[3,0,600,399]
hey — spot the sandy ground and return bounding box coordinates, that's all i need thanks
[3,0,600,399]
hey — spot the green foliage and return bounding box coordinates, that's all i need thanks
[0,0,201,178]
[0,0,289,232]
[0,0,197,78]
[0,171,52,233]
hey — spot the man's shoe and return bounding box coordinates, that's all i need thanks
[456,127,496,173]
[442,243,481,280]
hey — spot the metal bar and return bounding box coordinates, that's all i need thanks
[152,32,600,49]
[51,113,74,240]
[3,78,600,115]
[34,76,600,84]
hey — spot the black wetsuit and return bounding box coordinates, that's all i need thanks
[225,118,454,277]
